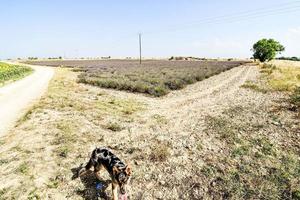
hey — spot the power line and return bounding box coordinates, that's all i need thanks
[193,6,300,27]
[143,1,300,35]
[180,1,300,26]
[145,9,300,35]
[99,1,300,57]
[206,7,300,26]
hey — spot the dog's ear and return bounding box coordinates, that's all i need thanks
[78,168,86,177]
[113,166,120,175]
[125,164,132,176]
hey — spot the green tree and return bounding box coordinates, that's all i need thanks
[252,39,285,62]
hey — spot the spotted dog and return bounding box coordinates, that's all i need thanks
[79,147,132,199]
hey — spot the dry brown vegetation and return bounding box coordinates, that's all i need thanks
[0,60,299,199]
[26,60,248,96]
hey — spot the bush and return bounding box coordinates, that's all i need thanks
[241,81,268,93]
[149,86,168,97]
[292,190,300,199]
[164,79,185,90]
[105,122,123,132]
[260,64,277,75]
[133,82,150,93]
[149,143,170,162]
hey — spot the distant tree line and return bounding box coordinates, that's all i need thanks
[27,56,63,60]
[28,57,38,60]
[169,56,208,61]
[48,56,62,60]
[277,56,300,61]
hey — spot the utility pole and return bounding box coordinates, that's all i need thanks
[139,33,142,64]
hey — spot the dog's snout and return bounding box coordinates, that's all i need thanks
[120,187,126,194]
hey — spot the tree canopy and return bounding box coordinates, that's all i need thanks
[252,39,285,62]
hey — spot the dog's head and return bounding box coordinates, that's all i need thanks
[113,164,132,194]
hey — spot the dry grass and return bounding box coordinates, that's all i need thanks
[243,61,300,115]
[204,107,300,199]
[241,80,268,93]
[266,61,300,91]
[260,61,300,115]
[0,68,146,199]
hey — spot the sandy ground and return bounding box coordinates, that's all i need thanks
[0,62,54,136]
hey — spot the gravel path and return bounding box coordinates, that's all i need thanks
[0,62,54,136]
[124,64,257,131]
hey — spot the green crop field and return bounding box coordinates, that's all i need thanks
[0,62,33,85]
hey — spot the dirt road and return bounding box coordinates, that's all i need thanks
[0,62,54,137]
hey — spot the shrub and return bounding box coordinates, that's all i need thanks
[150,86,168,97]
[58,146,69,158]
[17,162,29,174]
[164,79,185,90]
[149,143,170,162]
[241,81,268,93]
[105,122,123,132]
[133,82,150,93]
[182,75,197,84]
[292,190,300,199]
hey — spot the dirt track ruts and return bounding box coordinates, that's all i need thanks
[105,64,258,151]
[118,64,256,126]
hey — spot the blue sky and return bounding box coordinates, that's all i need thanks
[1,0,300,59]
